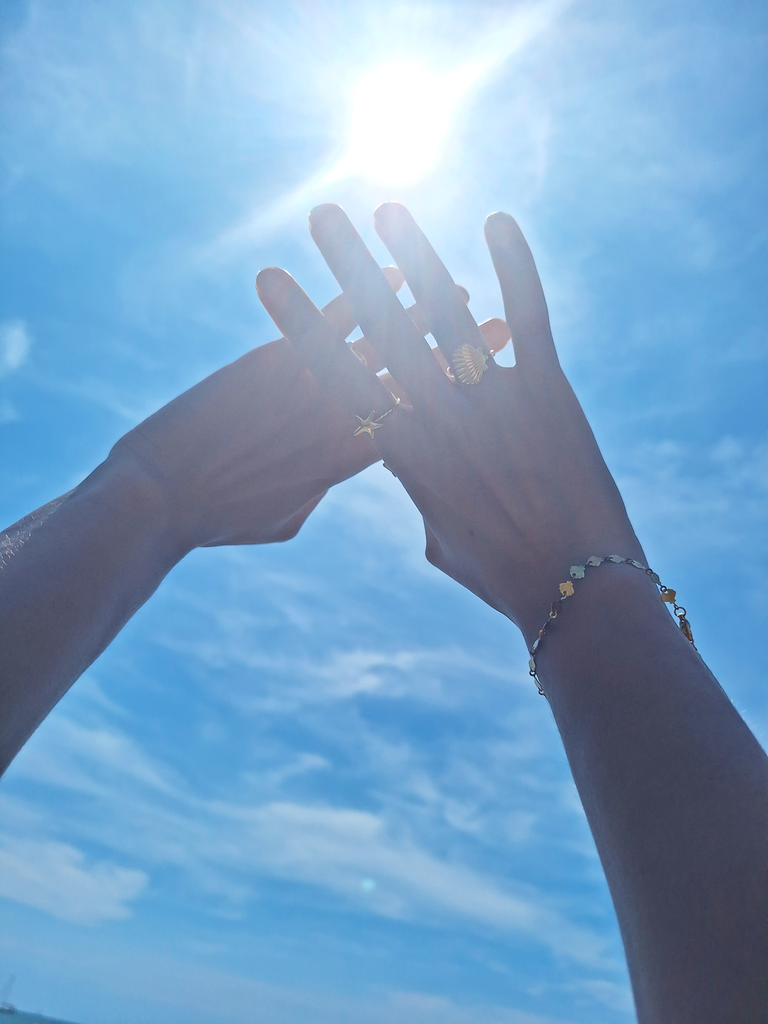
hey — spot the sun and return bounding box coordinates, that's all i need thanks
[334,61,476,187]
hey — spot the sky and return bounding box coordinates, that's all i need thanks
[0,1,766,1022]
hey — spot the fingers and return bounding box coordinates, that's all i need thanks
[374,203,486,360]
[318,265,404,375]
[256,267,394,421]
[309,204,445,397]
[349,335,384,372]
[320,265,404,339]
[484,212,559,371]
[377,370,412,410]
[352,292,471,374]
[350,300,425,374]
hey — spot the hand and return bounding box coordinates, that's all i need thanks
[108,281,400,552]
[256,204,645,641]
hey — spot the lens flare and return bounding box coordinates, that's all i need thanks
[337,62,476,186]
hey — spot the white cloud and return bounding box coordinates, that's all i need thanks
[158,617,514,712]
[0,320,31,377]
[0,836,146,924]
[575,978,635,1014]
[618,435,768,558]
[13,715,185,801]
[7,708,606,963]
[31,371,162,423]
[214,799,608,967]
[320,463,433,571]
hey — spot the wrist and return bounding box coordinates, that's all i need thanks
[493,536,647,647]
[77,450,191,568]
[532,560,687,695]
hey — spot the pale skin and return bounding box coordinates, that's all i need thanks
[1,204,765,1022]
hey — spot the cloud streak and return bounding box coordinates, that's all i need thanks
[0,321,31,377]
[0,836,146,924]
[6,703,610,967]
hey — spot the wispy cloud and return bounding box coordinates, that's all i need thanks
[0,836,146,924]
[157,632,511,711]
[197,0,572,261]
[211,798,608,966]
[6,701,609,967]
[0,320,31,377]
[30,370,167,424]
[571,979,635,1014]
[618,434,768,558]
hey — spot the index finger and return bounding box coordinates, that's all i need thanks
[321,265,404,338]
[256,266,394,424]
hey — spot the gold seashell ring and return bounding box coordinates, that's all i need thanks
[450,343,495,386]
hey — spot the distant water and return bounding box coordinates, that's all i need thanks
[0,1012,79,1024]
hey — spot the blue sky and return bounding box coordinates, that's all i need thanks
[0,1,766,1022]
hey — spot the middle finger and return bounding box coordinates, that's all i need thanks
[374,203,487,364]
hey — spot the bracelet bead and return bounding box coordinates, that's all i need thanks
[528,556,696,697]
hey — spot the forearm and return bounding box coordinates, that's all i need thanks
[0,453,182,775]
[535,563,768,1023]
[264,203,765,1019]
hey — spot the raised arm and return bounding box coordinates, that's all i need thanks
[256,203,768,1024]
[0,287,401,776]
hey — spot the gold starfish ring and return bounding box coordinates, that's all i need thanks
[353,412,382,438]
[352,398,401,439]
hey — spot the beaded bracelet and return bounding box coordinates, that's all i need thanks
[528,555,696,696]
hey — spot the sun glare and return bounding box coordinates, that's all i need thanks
[336,62,476,187]
[225,7,561,246]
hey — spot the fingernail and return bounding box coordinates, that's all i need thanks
[374,202,407,230]
[309,203,342,226]
[255,267,288,294]
[484,211,516,237]
[381,265,405,291]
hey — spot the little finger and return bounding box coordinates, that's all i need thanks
[484,212,559,373]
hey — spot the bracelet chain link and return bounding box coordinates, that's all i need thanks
[528,555,696,696]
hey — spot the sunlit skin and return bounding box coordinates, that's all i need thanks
[256,202,768,1024]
